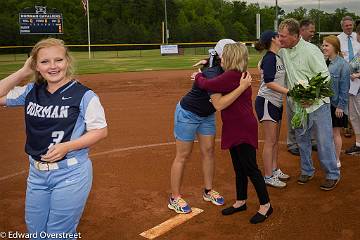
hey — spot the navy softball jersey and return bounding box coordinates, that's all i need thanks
[6,80,107,161]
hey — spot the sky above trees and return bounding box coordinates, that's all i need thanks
[242,0,360,15]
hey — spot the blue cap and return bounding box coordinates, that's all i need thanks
[260,30,278,44]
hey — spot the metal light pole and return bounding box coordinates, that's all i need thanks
[164,0,169,44]
[275,0,278,31]
[318,0,321,43]
[256,13,261,39]
[86,0,91,59]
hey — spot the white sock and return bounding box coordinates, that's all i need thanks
[356,142,360,147]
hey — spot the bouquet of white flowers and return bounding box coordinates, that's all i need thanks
[287,73,334,129]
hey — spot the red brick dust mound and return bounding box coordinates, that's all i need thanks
[0,69,359,239]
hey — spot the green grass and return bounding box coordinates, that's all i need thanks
[0,48,262,78]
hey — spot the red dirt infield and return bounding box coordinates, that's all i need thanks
[0,69,359,240]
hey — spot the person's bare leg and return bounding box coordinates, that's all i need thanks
[233,200,246,208]
[333,127,342,162]
[258,202,271,215]
[262,121,278,177]
[272,122,281,171]
[197,134,216,190]
[170,140,194,198]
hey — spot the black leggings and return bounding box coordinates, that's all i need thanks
[229,143,270,205]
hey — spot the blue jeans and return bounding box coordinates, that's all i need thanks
[25,160,92,240]
[295,103,340,180]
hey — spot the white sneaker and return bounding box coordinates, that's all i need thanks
[273,168,290,181]
[264,176,286,188]
[337,160,341,168]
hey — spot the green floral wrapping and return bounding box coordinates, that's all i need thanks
[291,102,308,129]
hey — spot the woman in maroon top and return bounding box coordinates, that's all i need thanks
[192,42,272,224]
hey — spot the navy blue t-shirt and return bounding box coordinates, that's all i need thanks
[180,62,223,117]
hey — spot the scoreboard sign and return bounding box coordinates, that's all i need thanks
[19,6,63,34]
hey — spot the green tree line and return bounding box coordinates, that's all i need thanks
[0,0,359,46]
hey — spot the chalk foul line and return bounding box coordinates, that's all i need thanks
[0,139,285,182]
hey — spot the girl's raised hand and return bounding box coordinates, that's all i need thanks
[21,57,34,76]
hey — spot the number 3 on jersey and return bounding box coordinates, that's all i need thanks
[48,131,65,148]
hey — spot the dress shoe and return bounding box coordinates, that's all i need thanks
[221,204,247,215]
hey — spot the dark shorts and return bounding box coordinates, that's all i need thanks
[331,105,348,128]
[255,96,283,123]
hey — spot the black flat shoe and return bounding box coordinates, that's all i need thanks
[249,205,273,224]
[221,204,247,215]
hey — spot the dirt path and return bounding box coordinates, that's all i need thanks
[0,69,358,240]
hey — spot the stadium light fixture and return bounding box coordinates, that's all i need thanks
[164,0,169,44]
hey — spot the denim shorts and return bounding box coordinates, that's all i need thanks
[174,103,216,141]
